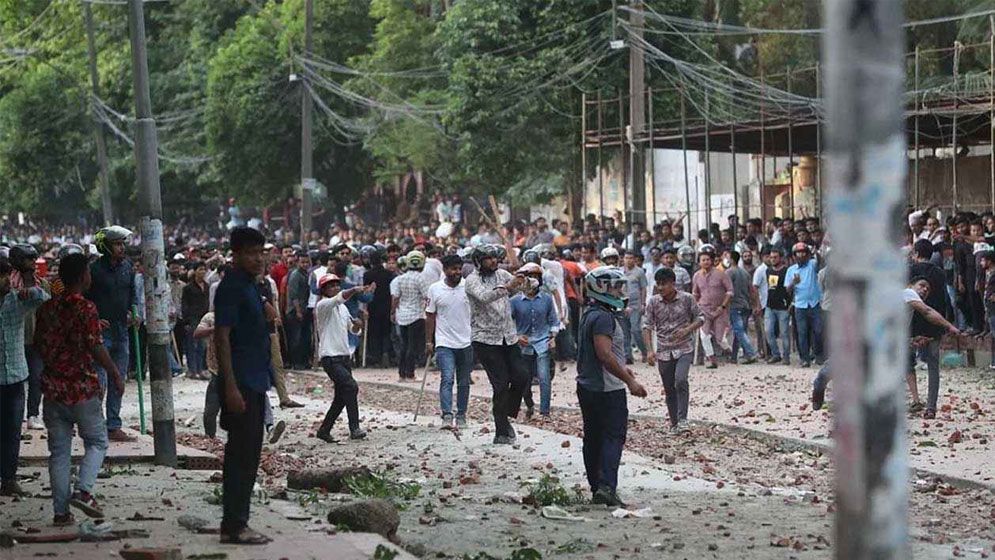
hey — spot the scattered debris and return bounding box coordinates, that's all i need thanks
[610,507,654,519]
[540,506,588,522]
[326,499,400,540]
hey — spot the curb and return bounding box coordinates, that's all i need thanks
[300,370,995,495]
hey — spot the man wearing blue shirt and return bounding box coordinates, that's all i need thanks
[785,243,823,367]
[213,227,273,545]
[510,263,561,418]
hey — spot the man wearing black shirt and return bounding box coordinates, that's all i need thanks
[909,239,951,419]
[363,252,396,367]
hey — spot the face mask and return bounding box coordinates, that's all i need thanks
[722,258,732,268]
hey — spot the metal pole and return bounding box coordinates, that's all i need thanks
[731,122,738,221]
[83,1,113,226]
[598,91,605,218]
[582,93,588,219]
[126,0,175,466]
[914,46,921,208]
[628,0,646,226]
[648,87,656,225]
[990,16,994,213]
[824,1,908,558]
[787,69,795,218]
[760,69,766,220]
[619,93,628,224]
[953,41,961,211]
[300,0,314,243]
[704,93,712,228]
[816,62,823,216]
[680,86,692,232]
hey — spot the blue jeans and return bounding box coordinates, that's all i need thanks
[25,345,43,418]
[43,397,108,515]
[729,308,757,360]
[185,332,206,376]
[627,308,647,360]
[916,339,941,412]
[577,385,628,493]
[436,346,473,418]
[1,381,25,482]
[521,348,553,415]
[764,308,791,360]
[794,305,824,363]
[95,323,129,431]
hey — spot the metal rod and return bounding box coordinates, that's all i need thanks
[704,93,712,229]
[990,16,994,213]
[760,68,766,221]
[731,122,738,221]
[787,68,795,218]
[824,0,909,557]
[815,62,823,217]
[648,86,657,225]
[680,85,692,231]
[619,91,627,224]
[581,93,587,220]
[598,91,605,218]
[914,46,921,208]
[300,0,314,242]
[953,41,961,211]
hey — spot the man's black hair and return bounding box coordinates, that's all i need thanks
[662,247,677,256]
[913,239,934,260]
[230,226,265,253]
[729,250,741,264]
[979,251,995,263]
[59,253,87,286]
[333,261,349,277]
[192,260,207,270]
[654,267,676,284]
[909,275,930,286]
[440,254,462,269]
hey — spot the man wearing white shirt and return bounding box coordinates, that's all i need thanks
[314,274,374,443]
[425,255,473,429]
[392,251,429,381]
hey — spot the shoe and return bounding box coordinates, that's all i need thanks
[812,387,825,411]
[493,435,514,445]
[800,361,811,368]
[268,420,286,445]
[315,433,338,444]
[69,491,104,518]
[349,428,367,440]
[592,486,626,508]
[669,424,680,434]
[705,360,718,369]
[677,420,691,433]
[908,401,925,414]
[525,406,534,421]
[814,358,825,366]
[766,356,782,365]
[923,409,936,420]
[625,358,634,365]
[0,480,28,497]
[741,356,757,365]
[989,364,995,370]
[783,359,791,366]
[107,429,136,442]
[507,425,516,441]
[455,416,468,429]
[26,416,43,430]
[441,413,454,427]
[280,400,305,409]
[53,513,75,527]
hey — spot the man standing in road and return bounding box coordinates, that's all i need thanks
[576,266,648,507]
[692,251,732,369]
[85,226,136,443]
[284,251,311,370]
[392,250,429,381]
[621,251,648,364]
[786,243,823,368]
[725,251,759,365]
[464,244,529,445]
[425,255,473,429]
[643,268,703,433]
[213,227,273,545]
[755,248,792,364]
[909,239,952,419]
[363,247,396,368]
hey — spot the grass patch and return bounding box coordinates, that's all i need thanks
[344,470,421,507]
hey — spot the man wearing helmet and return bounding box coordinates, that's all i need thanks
[391,251,429,381]
[465,244,530,444]
[576,266,648,507]
[85,226,137,442]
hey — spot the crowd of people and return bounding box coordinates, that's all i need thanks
[0,201,983,543]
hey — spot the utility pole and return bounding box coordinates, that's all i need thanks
[299,0,314,243]
[83,1,113,226]
[823,1,907,559]
[127,0,176,466]
[627,0,646,226]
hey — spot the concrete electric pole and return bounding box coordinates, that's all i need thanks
[823,1,908,558]
[126,0,176,466]
[627,0,646,225]
[83,0,113,226]
[300,0,314,244]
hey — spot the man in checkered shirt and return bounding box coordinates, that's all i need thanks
[391,251,429,381]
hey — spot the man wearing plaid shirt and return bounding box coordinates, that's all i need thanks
[0,256,49,497]
[391,251,429,381]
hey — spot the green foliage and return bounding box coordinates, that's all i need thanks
[461,548,542,560]
[372,544,399,560]
[344,470,421,505]
[520,473,584,507]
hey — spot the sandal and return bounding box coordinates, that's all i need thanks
[908,402,925,413]
[220,527,271,545]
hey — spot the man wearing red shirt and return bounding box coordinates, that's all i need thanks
[35,253,125,525]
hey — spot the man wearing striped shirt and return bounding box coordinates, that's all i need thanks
[391,251,429,381]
